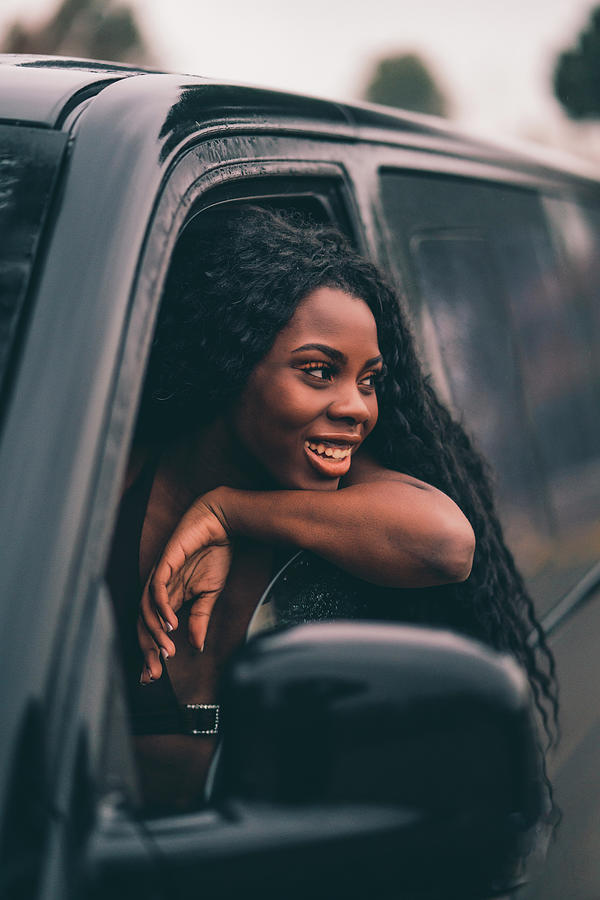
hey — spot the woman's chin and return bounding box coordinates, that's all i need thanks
[264,449,351,491]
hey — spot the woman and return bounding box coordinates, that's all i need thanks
[109,206,556,812]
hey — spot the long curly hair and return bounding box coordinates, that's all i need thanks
[139,205,558,746]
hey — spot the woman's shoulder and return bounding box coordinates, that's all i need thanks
[122,446,152,493]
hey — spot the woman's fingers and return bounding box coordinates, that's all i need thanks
[187,592,220,650]
[188,540,234,648]
[137,500,234,659]
[140,571,177,657]
[149,559,180,630]
[137,615,165,683]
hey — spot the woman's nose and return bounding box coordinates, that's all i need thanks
[326,383,371,424]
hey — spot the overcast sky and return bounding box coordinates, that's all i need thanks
[3,0,600,153]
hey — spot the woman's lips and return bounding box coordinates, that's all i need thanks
[303,439,353,478]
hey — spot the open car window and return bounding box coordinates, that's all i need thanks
[103,176,364,816]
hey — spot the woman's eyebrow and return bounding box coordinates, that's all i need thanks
[291,343,346,364]
[292,344,384,368]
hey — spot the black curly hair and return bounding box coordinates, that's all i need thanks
[139,204,558,746]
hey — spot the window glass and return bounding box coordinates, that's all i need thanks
[412,235,545,517]
[409,233,553,592]
[543,195,600,416]
[0,125,66,416]
[380,171,600,609]
[493,204,600,542]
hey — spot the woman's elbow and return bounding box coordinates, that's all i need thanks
[439,518,475,583]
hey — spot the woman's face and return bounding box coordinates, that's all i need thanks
[230,286,383,490]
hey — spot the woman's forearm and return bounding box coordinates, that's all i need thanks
[212,481,475,588]
[138,475,475,670]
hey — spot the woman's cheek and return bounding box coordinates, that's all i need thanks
[366,396,379,435]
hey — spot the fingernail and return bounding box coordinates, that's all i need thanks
[165,622,174,632]
[160,648,169,660]
[199,641,205,653]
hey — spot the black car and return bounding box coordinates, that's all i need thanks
[1,55,599,900]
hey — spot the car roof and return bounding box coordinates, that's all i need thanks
[2,53,599,190]
[0,53,522,144]
[0,54,149,127]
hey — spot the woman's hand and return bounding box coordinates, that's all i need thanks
[138,489,234,683]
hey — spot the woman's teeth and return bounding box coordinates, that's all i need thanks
[305,441,351,459]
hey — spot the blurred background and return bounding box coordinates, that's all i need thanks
[2,0,600,162]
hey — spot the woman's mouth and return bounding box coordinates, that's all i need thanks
[303,439,354,478]
[306,441,352,460]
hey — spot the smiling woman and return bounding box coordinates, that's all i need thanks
[106,206,554,813]
[231,287,382,489]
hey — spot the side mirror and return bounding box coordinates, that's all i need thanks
[215,622,546,892]
[87,622,548,900]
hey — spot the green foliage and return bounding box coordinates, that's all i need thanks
[364,53,449,117]
[554,6,600,119]
[1,0,154,67]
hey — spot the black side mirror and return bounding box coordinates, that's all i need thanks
[86,622,548,900]
[214,622,547,893]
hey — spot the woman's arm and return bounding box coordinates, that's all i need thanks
[219,457,474,588]
[138,452,474,678]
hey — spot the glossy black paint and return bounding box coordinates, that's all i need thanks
[219,622,540,810]
[0,60,126,127]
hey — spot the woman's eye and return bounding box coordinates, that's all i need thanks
[300,363,334,381]
[360,370,382,388]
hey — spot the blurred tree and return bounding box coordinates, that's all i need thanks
[1,0,155,67]
[364,52,449,117]
[554,6,600,119]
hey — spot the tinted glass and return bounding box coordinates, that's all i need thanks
[494,199,600,539]
[543,196,600,388]
[412,235,545,523]
[0,125,66,416]
[380,172,600,610]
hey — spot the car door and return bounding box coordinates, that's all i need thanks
[0,81,383,896]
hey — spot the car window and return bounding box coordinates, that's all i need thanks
[543,196,600,378]
[0,125,66,421]
[379,171,600,612]
[494,198,600,543]
[102,172,362,816]
[411,234,545,525]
